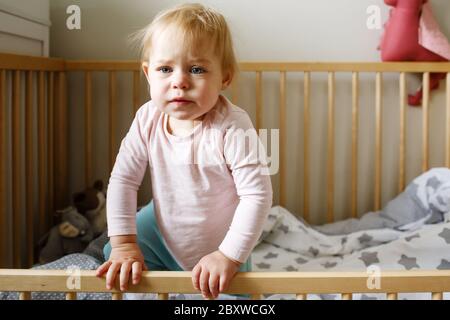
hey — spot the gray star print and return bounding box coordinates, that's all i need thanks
[308,247,319,257]
[285,265,298,271]
[295,257,308,264]
[358,233,373,244]
[278,224,289,234]
[341,237,347,245]
[256,262,271,269]
[405,234,420,242]
[264,252,278,259]
[437,259,450,270]
[358,252,379,267]
[398,254,419,270]
[438,228,450,244]
[322,261,337,269]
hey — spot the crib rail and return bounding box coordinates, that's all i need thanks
[1,53,450,269]
[0,269,449,300]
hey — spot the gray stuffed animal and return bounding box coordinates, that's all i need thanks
[38,206,94,264]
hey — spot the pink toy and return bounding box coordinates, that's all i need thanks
[380,0,450,106]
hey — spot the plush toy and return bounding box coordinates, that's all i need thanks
[73,180,107,237]
[380,0,450,106]
[38,206,94,264]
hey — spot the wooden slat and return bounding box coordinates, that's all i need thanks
[387,292,397,300]
[158,293,169,300]
[303,72,310,223]
[399,72,406,192]
[374,72,383,211]
[12,70,21,268]
[238,62,450,73]
[38,72,46,237]
[432,292,443,300]
[279,72,286,207]
[133,71,140,114]
[422,72,430,172]
[250,294,261,300]
[1,270,450,294]
[19,292,31,300]
[109,71,117,173]
[327,72,335,223]
[0,53,65,71]
[112,293,123,300]
[55,72,68,210]
[351,72,359,218]
[255,71,262,132]
[341,293,352,300]
[0,70,6,267]
[447,73,450,168]
[84,71,92,187]
[66,292,77,300]
[25,71,34,267]
[296,293,307,300]
[66,61,140,71]
[47,72,54,229]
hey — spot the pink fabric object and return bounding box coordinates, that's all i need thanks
[106,95,273,270]
[419,3,450,60]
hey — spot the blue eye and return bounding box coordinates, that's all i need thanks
[158,66,172,73]
[190,66,205,74]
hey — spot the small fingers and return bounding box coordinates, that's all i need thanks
[120,262,132,291]
[192,265,201,291]
[131,261,143,285]
[106,262,121,290]
[96,261,112,277]
[209,274,220,299]
[200,269,211,299]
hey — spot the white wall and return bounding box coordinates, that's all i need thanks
[48,0,450,223]
[0,0,50,56]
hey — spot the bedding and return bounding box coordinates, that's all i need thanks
[2,168,449,300]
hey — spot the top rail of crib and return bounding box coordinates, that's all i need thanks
[2,52,450,72]
[1,269,450,295]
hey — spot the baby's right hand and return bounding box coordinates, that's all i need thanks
[96,240,147,291]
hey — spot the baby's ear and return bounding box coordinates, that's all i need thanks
[142,62,150,81]
[221,71,232,90]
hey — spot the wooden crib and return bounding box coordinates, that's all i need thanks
[1,52,450,300]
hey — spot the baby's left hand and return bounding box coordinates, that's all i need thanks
[192,250,241,299]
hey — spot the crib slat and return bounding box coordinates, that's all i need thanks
[447,73,450,168]
[327,72,335,223]
[38,71,46,239]
[25,71,34,267]
[158,293,169,300]
[56,71,68,209]
[47,72,54,230]
[341,293,352,300]
[255,71,262,132]
[19,292,31,300]
[66,292,77,300]
[399,72,406,192]
[303,72,310,223]
[279,71,286,207]
[351,72,359,218]
[432,292,443,300]
[387,292,397,300]
[109,71,117,173]
[422,72,430,172]
[85,71,92,187]
[296,293,307,300]
[374,72,383,211]
[0,70,5,267]
[133,71,140,114]
[112,293,123,300]
[12,70,21,268]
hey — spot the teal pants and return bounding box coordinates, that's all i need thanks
[103,200,252,272]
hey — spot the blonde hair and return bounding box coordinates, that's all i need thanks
[132,3,238,80]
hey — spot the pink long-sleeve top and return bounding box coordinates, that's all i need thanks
[106,95,273,270]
